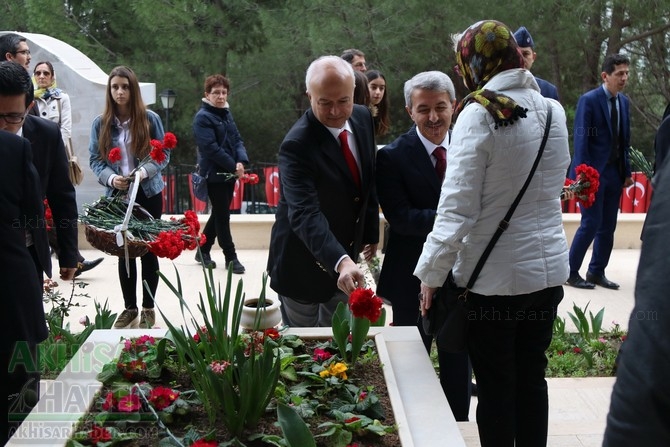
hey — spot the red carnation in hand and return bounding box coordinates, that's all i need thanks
[108,147,122,163]
[163,132,178,149]
[349,288,383,323]
[150,146,166,163]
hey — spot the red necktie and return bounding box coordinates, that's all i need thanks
[433,146,446,183]
[339,130,361,189]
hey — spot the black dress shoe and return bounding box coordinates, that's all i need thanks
[566,274,595,289]
[586,273,620,289]
[75,257,104,277]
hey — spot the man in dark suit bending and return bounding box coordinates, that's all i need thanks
[267,55,379,327]
[375,71,471,420]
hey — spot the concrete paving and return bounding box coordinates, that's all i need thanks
[51,247,640,447]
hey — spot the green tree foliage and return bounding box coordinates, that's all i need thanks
[2,1,668,163]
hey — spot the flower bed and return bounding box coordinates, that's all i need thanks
[7,327,465,447]
[9,260,465,446]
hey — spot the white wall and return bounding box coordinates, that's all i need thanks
[1,31,159,210]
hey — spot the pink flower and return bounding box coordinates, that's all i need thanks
[101,392,115,411]
[79,316,89,326]
[313,348,333,362]
[210,360,231,375]
[117,394,141,412]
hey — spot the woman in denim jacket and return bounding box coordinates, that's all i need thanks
[89,66,169,330]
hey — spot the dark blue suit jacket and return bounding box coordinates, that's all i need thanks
[375,126,442,308]
[267,105,379,303]
[570,86,631,180]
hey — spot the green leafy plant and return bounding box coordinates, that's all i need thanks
[40,297,116,377]
[567,301,604,340]
[156,266,281,440]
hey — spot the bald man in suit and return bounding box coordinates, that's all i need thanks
[268,56,379,327]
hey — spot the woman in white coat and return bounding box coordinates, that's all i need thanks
[414,20,570,446]
[33,61,71,147]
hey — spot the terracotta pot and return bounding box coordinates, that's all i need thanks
[240,297,282,330]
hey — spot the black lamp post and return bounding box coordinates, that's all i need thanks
[159,89,177,131]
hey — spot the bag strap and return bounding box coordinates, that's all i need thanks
[464,101,553,293]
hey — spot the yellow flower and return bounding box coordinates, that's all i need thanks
[319,362,348,380]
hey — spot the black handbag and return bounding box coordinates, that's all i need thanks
[423,102,553,353]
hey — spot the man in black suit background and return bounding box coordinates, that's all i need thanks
[0,61,78,281]
[376,71,471,420]
[0,129,48,443]
[267,55,379,327]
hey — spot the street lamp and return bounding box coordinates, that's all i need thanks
[159,89,177,131]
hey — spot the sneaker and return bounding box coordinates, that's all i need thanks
[226,258,245,274]
[140,308,156,329]
[114,308,139,329]
[195,251,216,268]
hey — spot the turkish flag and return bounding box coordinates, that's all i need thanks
[632,172,650,213]
[230,179,244,210]
[265,166,280,207]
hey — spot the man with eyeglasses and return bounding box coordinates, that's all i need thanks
[0,61,78,282]
[0,33,31,72]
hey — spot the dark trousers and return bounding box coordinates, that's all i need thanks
[201,181,237,260]
[466,286,563,447]
[569,164,623,276]
[119,188,162,310]
[392,298,472,421]
[4,342,40,444]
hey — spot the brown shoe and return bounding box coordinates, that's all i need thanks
[139,308,156,329]
[114,308,139,329]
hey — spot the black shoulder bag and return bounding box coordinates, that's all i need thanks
[423,102,553,353]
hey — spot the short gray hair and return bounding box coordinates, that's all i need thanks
[305,55,355,94]
[404,71,456,108]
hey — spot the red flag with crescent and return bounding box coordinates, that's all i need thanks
[265,166,280,207]
[230,179,244,210]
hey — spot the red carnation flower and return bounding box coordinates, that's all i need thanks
[163,132,178,149]
[150,146,166,163]
[108,147,122,163]
[349,288,383,322]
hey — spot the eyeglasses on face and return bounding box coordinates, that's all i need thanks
[13,49,31,56]
[34,71,51,76]
[0,113,27,124]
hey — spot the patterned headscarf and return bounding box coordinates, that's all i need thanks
[454,20,528,128]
